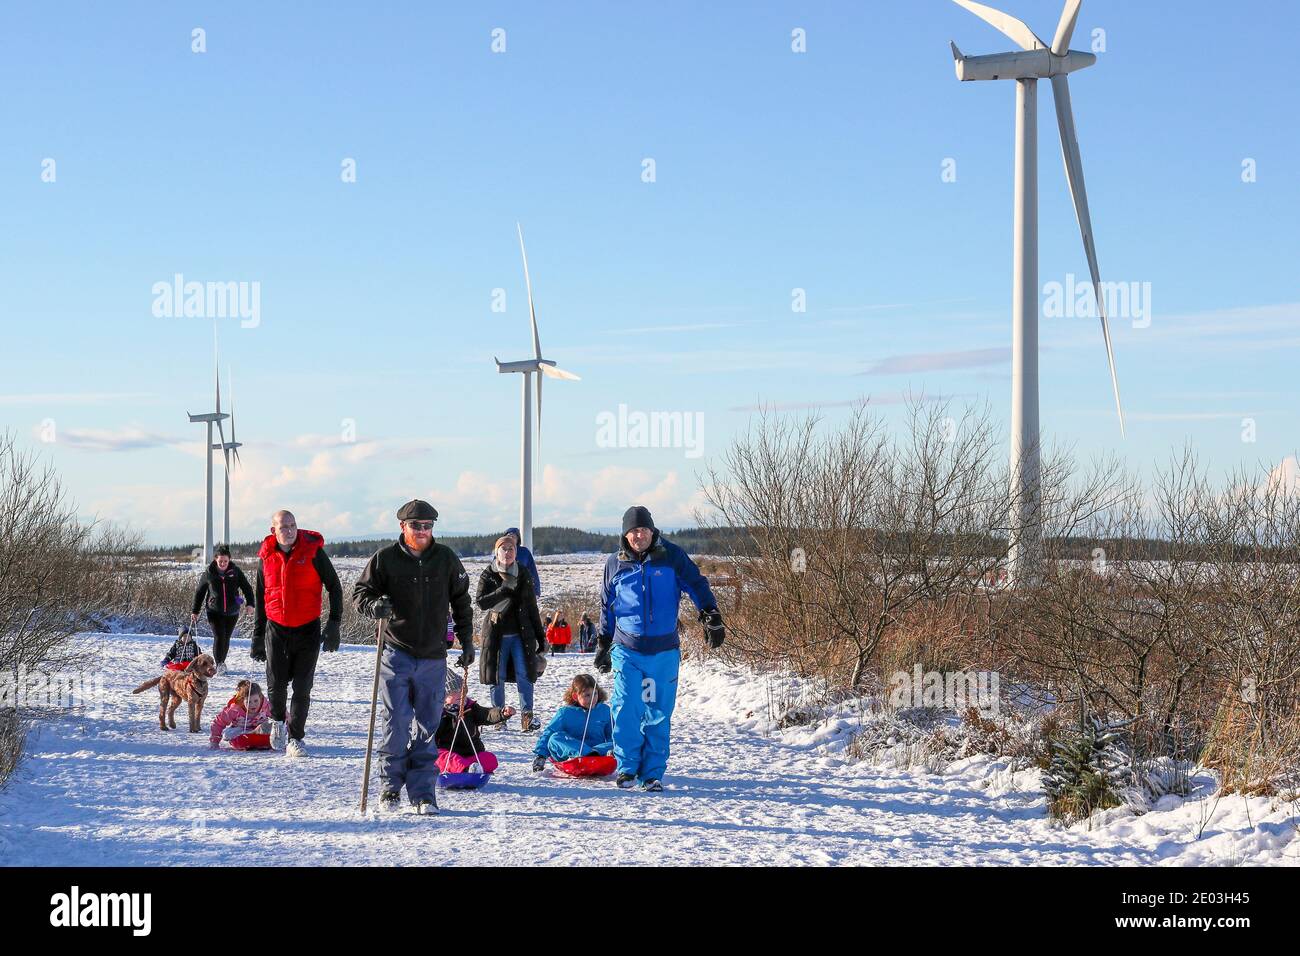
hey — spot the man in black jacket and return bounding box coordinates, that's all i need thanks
[352,499,474,815]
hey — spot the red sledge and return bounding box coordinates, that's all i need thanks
[551,754,617,778]
[229,733,272,751]
[164,660,192,672]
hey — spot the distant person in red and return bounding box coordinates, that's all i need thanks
[546,610,572,654]
[251,510,343,758]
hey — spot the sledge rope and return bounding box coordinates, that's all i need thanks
[576,681,596,757]
[446,660,484,773]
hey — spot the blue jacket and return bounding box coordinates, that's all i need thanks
[534,702,613,757]
[505,527,543,596]
[601,532,716,654]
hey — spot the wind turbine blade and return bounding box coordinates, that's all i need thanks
[213,325,222,416]
[540,363,580,381]
[1051,74,1125,436]
[1050,0,1082,55]
[952,0,1047,51]
[517,223,543,361]
[213,325,230,475]
[215,414,230,477]
[228,370,241,469]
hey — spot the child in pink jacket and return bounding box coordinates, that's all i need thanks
[209,680,273,749]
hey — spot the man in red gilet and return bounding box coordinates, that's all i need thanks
[252,509,343,757]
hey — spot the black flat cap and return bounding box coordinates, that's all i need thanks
[397,499,439,521]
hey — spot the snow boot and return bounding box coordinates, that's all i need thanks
[521,711,540,732]
[415,795,438,816]
[286,737,307,759]
[270,720,286,751]
[641,778,663,792]
[615,772,637,789]
[379,790,401,811]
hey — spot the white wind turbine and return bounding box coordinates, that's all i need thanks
[211,368,243,548]
[949,0,1125,585]
[493,224,581,552]
[186,327,231,565]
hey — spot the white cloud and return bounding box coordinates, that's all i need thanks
[1266,456,1300,495]
[34,424,187,452]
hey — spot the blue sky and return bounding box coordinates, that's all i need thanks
[1,1,1297,545]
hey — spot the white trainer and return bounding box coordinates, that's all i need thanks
[286,738,307,758]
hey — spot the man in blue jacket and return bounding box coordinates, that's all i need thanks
[594,505,725,791]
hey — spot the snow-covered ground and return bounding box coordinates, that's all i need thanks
[2,627,1295,866]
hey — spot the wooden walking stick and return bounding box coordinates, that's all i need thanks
[360,618,385,815]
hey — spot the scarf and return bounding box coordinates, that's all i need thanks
[485,559,519,614]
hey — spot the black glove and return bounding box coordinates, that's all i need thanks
[370,597,393,620]
[250,634,267,663]
[531,755,547,773]
[322,618,341,653]
[700,607,726,649]
[458,641,475,670]
[593,635,613,673]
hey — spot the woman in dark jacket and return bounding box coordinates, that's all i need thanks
[476,534,546,732]
[191,544,255,674]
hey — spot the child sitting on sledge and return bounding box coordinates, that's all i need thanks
[162,625,205,670]
[435,676,512,774]
[209,679,273,750]
[531,673,613,771]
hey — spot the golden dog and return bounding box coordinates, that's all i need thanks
[132,653,218,732]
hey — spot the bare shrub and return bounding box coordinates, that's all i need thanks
[700,399,1009,691]
[0,434,147,676]
[0,708,26,788]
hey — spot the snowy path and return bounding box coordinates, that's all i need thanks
[0,632,1291,866]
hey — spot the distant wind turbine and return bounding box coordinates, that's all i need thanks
[211,368,243,548]
[186,326,230,564]
[493,224,581,551]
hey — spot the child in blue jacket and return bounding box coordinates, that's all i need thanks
[531,673,613,771]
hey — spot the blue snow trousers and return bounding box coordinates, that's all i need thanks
[378,645,446,803]
[610,643,680,782]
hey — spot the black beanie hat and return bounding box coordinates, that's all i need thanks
[622,505,655,534]
[397,499,439,521]
[215,544,231,558]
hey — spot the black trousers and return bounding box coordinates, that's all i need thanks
[266,619,321,741]
[207,612,239,664]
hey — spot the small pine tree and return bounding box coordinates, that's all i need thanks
[1043,714,1134,825]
